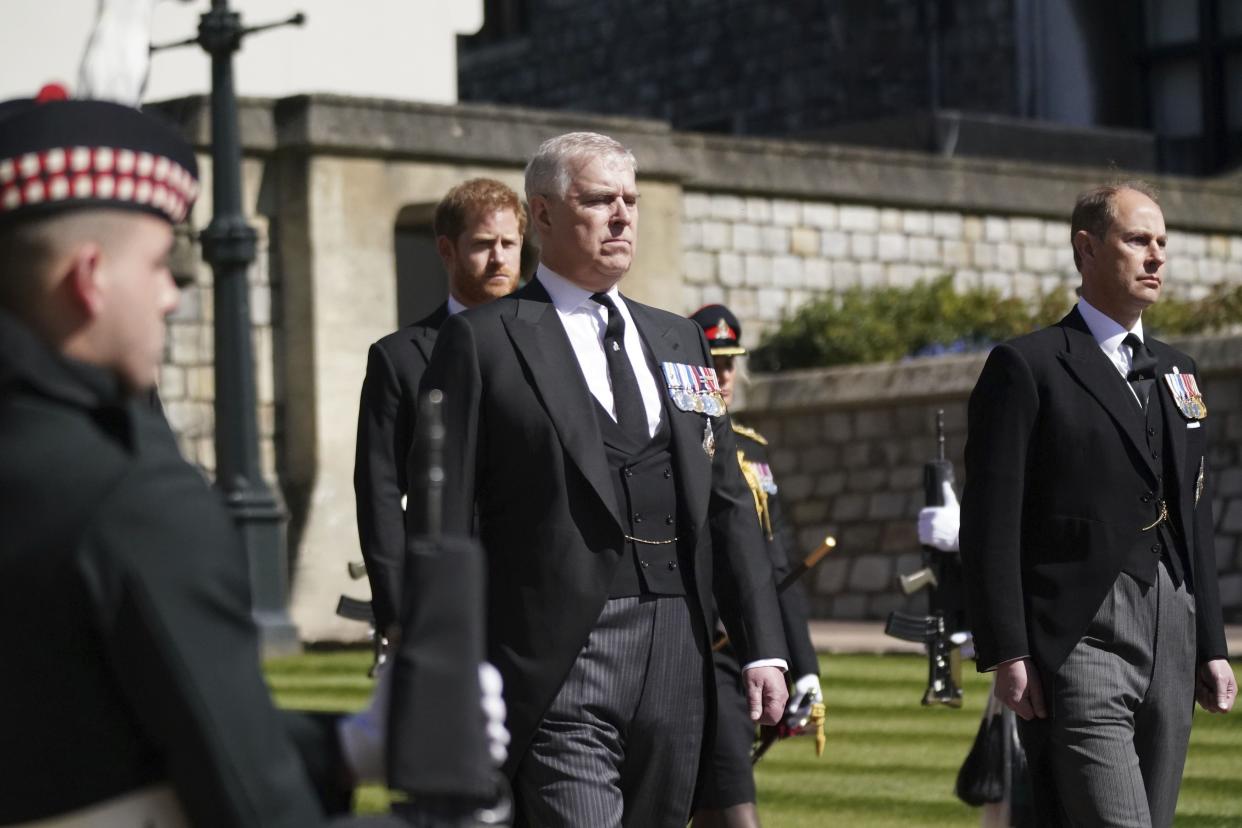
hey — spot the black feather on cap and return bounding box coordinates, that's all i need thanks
[0,98,199,229]
[689,303,746,356]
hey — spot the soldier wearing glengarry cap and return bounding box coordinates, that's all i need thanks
[0,91,394,828]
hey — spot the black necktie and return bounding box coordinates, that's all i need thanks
[1124,333,1157,410]
[591,293,650,446]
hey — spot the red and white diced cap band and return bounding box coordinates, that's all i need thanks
[0,145,199,224]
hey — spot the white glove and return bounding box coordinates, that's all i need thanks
[917,480,961,552]
[787,673,823,712]
[479,662,510,767]
[337,658,392,784]
[781,673,823,733]
[338,660,510,781]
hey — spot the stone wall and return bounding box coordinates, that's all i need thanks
[739,335,1242,623]
[159,155,279,481]
[681,191,1242,343]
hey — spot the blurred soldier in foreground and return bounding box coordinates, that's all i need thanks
[355,178,524,640]
[688,305,822,828]
[0,94,390,827]
[960,183,1235,826]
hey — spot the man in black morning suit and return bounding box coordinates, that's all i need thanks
[409,132,789,827]
[960,183,1236,827]
[354,178,524,636]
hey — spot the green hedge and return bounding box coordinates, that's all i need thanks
[750,275,1242,371]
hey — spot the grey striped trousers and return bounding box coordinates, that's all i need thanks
[1018,561,1197,828]
[515,594,706,828]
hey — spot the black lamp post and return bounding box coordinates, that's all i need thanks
[188,0,304,655]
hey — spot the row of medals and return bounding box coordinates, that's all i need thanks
[672,387,726,417]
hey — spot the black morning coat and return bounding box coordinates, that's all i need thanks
[354,303,448,634]
[960,307,1228,676]
[406,277,789,779]
[0,309,350,826]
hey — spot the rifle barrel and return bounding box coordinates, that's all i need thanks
[936,409,945,463]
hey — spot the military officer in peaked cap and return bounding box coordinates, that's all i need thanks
[688,304,823,828]
[0,91,396,828]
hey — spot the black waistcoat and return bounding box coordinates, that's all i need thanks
[1121,385,1189,587]
[594,400,693,597]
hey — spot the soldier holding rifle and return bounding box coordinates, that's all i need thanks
[915,450,1030,827]
[688,304,823,828]
[887,412,968,708]
[0,91,394,828]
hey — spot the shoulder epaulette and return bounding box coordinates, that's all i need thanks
[731,423,768,445]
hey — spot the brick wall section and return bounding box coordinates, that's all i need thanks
[680,190,1242,342]
[738,336,1242,623]
[159,208,279,482]
[458,0,1017,136]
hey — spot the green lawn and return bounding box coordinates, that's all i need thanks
[264,651,1242,825]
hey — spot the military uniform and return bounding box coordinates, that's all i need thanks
[686,304,821,812]
[0,95,374,827]
[696,422,821,808]
[0,310,355,826]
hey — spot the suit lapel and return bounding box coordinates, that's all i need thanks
[627,300,712,532]
[411,303,449,364]
[411,325,437,364]
[1055,308,1157,477]
[501,281,623,532]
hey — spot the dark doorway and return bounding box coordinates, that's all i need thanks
[394,203,444,327]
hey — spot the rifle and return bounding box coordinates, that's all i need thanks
[387,390,512,826]
[885,410,967,708]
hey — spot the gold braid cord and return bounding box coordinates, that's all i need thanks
[811,702,827,757]
[736,450,773,539]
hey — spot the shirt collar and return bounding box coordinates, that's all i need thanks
[535,264,621,314]
[446,294,468,316]
[1077,296,1144,356]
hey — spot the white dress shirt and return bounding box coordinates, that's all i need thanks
[446,294,468,316]
[536,265,663,437]
[1077,297,1146,405]
[537,266,788,675]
